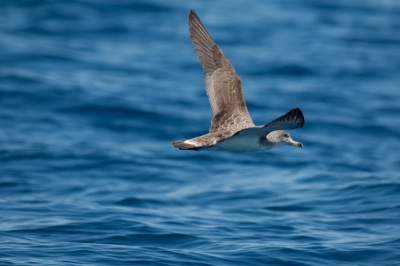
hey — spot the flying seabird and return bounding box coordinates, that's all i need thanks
[172,10,304,152]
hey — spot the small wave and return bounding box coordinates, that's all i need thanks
[115,197,162,207]
[263,204,314,212]
[89,233,200,248]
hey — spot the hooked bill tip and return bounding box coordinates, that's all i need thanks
[287,139,303,149]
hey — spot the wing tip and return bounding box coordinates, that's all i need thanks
[188,9,198,21]
[293,107,305,127]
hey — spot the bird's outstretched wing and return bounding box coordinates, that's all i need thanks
[188,10,254,138]
[263,107,304,131]
[234,108,305,137]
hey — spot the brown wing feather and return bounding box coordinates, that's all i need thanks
[188,10,254,140]
[209,69,254,134]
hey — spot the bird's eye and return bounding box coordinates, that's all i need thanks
[284,134,288,138]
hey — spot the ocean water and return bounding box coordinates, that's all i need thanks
[1,0,400,265]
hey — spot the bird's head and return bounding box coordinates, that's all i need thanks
[266,130,303,149]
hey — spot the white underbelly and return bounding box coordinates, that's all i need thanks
[208,134,266,152]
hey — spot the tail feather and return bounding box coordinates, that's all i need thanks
[172,140,200,151]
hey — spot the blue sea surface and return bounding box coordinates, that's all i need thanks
[1,0,400,265]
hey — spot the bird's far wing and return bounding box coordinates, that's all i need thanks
[234,108,305,138]
[263,107,304,131]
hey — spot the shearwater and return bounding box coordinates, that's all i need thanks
[172,10,304,152]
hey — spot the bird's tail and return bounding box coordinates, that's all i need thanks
[172,140,200,151]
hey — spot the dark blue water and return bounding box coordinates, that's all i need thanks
[1,1,400,265]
